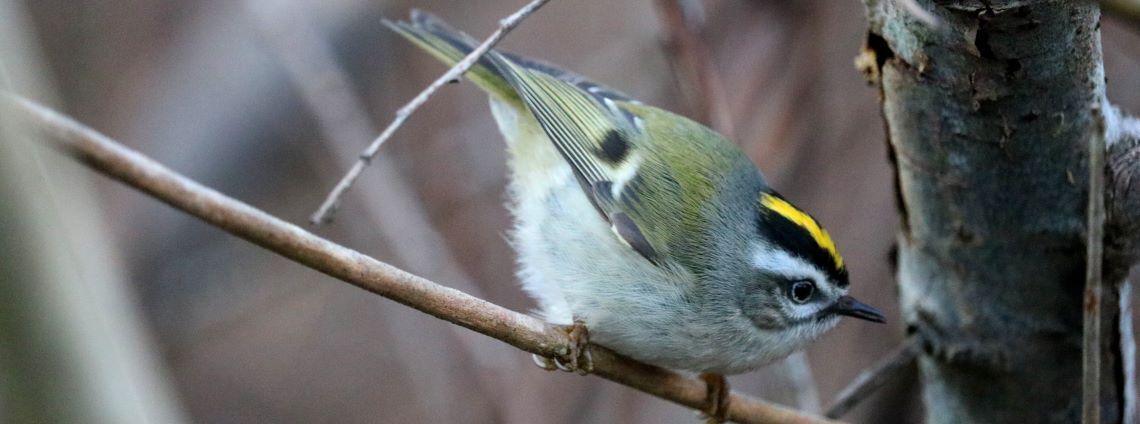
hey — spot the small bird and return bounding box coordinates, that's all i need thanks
[386,11,884,421]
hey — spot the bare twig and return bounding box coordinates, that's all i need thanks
[782,351,823,413]
[7,94,837,424]
[655,2,823,410]
[244,0,508,355]
[0,4,185,420]
[310,0,551,224]
[1083,107,1108,424]
[652,0,735,141]
[825,337,920,419]
[244,1,515,419]
[655,3,827,410]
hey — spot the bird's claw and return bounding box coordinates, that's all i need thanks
[531,353,558,371]
[699,373,729,424]
[562,320,593,374]
[529,320,593,375]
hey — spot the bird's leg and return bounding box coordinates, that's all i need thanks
[555,319,593,375]
[530,319,593,374]
[699,373,729,424]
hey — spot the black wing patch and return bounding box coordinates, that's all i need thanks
[591,181,657,264]
[597,130,630,164]
[611,212,659,265]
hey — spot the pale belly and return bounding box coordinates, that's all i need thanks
[491,99,805,373]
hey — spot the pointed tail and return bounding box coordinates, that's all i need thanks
[383,11,519,103]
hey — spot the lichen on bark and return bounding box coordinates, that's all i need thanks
[863,0,1130,422]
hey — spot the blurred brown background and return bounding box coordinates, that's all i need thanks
[9,0,1140,422]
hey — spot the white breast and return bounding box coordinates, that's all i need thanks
[489,98,810,373]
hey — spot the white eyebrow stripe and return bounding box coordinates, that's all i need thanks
[751,244,824,281]
[751,243,834,319]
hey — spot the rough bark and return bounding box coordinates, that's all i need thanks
[863,0,1131,422]
[1105,102,1140,424]
[1107,105,1140,265]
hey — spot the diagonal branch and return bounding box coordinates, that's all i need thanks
[310,0,550,224]
[1082,106,1108,424]
[654,0,823,412]
[244,1,517,416]
[652,0,735,141]
[5,95,837,424]
[825,337,919,419]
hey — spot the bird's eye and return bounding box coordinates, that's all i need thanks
[789,281,815,303]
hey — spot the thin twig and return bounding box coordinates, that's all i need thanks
[1082,106,1108,424]
[310,0,551,224]
[783,351,823,413]
[655,2,822,410]
[244,1,515,417]
[652,0,735,141]
[6,94,837,424]
[825,337,920,419]
[243,0,506,347]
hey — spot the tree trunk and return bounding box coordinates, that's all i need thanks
[862,0,1130,422]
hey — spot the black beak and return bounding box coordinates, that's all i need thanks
[832,295,885,323]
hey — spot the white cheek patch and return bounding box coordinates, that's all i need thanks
[751,243,831,319]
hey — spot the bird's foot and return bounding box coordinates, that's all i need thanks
[558,320,593,375]
[530,353,559,371]
[530,320,593,375]
[699,373,729,424]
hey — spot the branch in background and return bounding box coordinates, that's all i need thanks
[1103,0,1140,28]
[1083,107,1108,424]
[656,1,825,411]
[244,0,516,416]
[243,0,509,357]
[6,95,837,424]
[652,0,735,141]
[825,337,919,419]
[310,0,550,224]
[0,2,190,422]
[781,351,823,413]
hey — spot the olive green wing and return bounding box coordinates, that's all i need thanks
[490,57,677,266]
[387,10,713,268]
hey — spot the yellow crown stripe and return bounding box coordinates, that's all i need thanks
[760,193,844,269]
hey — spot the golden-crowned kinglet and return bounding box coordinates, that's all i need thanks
[386,10,884,393]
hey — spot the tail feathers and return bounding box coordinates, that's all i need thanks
[383,10,519,102]
[385,10,636,106]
